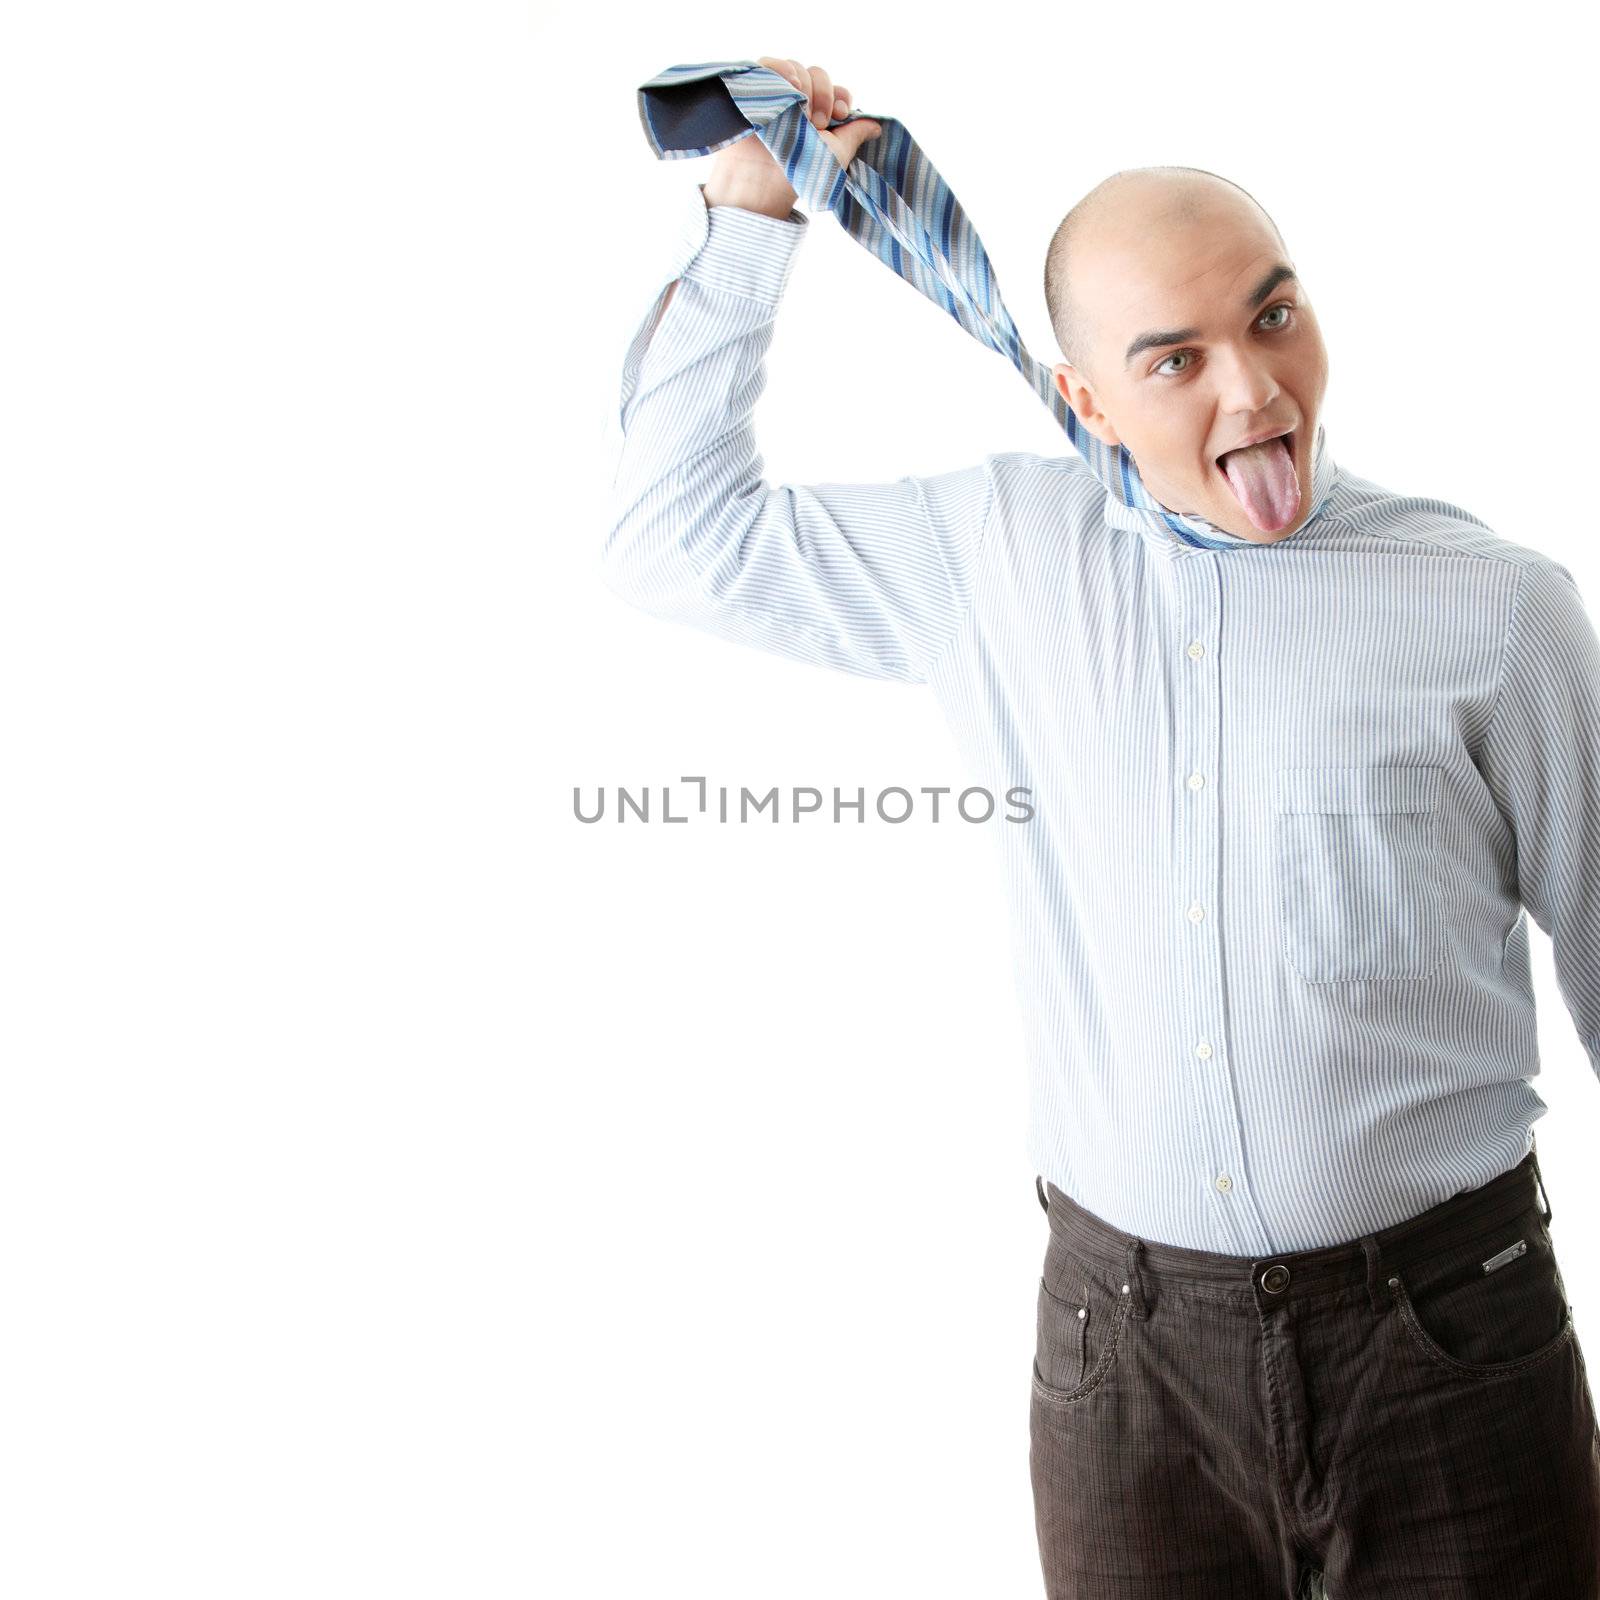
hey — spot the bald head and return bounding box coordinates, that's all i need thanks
[1044,166,1287,382]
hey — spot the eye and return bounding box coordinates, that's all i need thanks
[1151,301,1297,378]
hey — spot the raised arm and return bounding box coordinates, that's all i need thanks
[601,64,994,686]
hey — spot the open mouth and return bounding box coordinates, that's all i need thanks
[1213,429,1300,533]
[1214,428,1295,471]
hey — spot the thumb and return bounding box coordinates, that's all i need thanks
[830,116,883,164]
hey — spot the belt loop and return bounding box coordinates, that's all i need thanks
[1361,1234,1387,1315]
[1123,1237,1148,1320]
[1036,1174,1049,1215]
[1530,1137,1553,1225]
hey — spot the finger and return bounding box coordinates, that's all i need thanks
[838,120,883,159]
[784,59,811,109]
[756,56,797,91]
[759,57,804,97]
[831,84,852,118]
[806,65,834,128]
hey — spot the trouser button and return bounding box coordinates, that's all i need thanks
[1259,1263,1291,1293]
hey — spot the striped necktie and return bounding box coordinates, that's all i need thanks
[635,59,1335,552]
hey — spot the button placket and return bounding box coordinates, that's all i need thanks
[1176,556,1259,1231]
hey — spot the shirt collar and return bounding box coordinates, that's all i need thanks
[1100,422,1338,554]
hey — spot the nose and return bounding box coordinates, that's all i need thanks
[1216,344,1280,416]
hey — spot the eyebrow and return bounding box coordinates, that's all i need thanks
[1121,264,1300,369]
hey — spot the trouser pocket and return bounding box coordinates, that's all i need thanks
[1387,1203,1574,1376]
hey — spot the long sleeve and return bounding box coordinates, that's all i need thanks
[1477,555,1600,1079]
[600,180,995,685]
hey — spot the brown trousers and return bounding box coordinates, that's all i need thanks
[1030,1147,1600,1597]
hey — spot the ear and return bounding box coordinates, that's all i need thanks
[1053,362,1122,449]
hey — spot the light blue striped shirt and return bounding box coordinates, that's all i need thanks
[601,179,1600,1253]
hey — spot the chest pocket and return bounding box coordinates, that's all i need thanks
[1274,766,1446,982]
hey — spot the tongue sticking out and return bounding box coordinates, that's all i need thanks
[1218,435,1300,533]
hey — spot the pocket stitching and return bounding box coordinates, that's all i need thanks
[1037,1275,1088,1391]
[1275,765,1447,983]
[1039,1276,1089,1314]
[1031,1277,1130,1407]
[1389,1273,1575,1379]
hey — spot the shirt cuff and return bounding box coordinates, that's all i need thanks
[678,180,809,303]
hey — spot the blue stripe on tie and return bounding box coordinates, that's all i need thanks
[607,89,1600,1252]
[636,59,1336,550]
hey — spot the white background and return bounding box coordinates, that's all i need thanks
[4,3,1598,1595]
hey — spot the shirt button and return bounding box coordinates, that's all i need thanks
[1195,1041,1213,1059]
[1187,772,1205,791]
[1187,641,1205,659]
[1187,902,1205,922]
[1216,1174,1233,1193]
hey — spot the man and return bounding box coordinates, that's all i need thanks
[603,56,1600,1598]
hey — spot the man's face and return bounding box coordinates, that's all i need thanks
[1052,194,1329,544]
